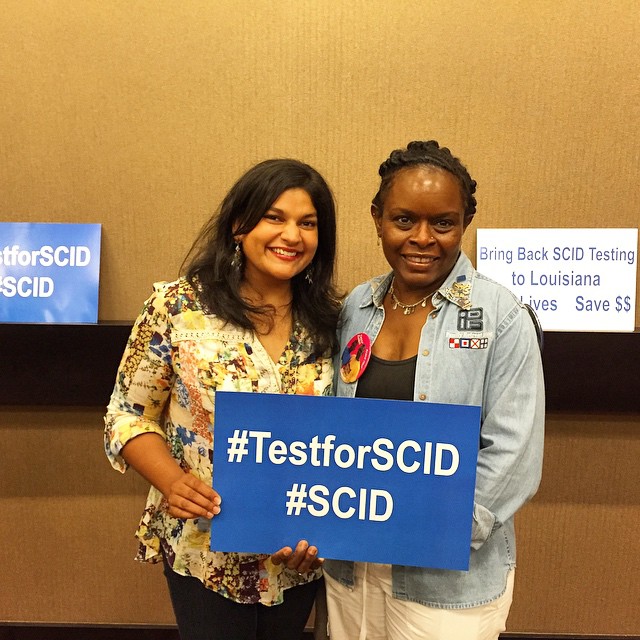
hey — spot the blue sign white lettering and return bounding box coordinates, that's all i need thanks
[0,222,101,323]
[211,392,481,571]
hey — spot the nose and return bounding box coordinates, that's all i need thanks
[410,222,434,247]
[280,220,302,244]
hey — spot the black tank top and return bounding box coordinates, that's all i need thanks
[355,353,417,401]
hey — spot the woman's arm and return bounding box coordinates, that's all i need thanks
[121,432,220,520]
[104,284,220,520]
[471,305,545,549]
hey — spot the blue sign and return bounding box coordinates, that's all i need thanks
[211,392,481,571]
[0,223,101,323]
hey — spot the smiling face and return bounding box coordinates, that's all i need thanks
[238,188,318,292]
[373,166,471,298]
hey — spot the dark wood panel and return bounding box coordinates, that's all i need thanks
[0,323,638,411]
[542,330,639,412]
[0,322,131,407]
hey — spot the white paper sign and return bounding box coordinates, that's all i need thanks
[476,228,638,332]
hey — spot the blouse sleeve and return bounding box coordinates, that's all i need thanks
[104,284,176,473]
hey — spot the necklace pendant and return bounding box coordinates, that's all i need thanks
[403,307,412,315]
[392,301,398,310]
[421,299,427,308]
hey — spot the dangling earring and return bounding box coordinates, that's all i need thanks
[377,235,381,247]
[304,267,314,285]
[231,242,242,270]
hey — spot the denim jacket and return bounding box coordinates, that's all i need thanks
[324,252,545,608]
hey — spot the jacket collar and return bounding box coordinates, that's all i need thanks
[360,252,475,311]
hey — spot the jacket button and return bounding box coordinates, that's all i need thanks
[422,349,429,357]
[419,393,427,401]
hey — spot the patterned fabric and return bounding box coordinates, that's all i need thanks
[104,278,333,605]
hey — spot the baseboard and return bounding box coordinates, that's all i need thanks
[0,625,638,640]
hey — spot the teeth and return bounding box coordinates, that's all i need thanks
[272,248,297,257]
[407,256,434,263]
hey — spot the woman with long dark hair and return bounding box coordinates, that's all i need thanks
[105,159,341,640]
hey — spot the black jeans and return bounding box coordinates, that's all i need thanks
[162,556,320,640]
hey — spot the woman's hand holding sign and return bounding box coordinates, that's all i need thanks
[271,540,323,574]
[121,432,221,520]
[166,472,222,520]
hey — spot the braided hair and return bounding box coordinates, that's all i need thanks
[372,140,477,220]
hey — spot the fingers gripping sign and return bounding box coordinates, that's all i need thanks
[167,472,222,520]
[271,540,323,575]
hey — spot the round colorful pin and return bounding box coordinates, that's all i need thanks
[340,333,372,383]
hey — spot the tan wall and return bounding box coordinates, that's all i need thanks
[1,410,638,634]
[0,1,638,634]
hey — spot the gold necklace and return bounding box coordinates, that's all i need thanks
[389,278,434,315]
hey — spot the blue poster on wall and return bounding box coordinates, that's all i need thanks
[211,392,481,570]
[0,223,102,323]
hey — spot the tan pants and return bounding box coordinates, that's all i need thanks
[325,563,514,640]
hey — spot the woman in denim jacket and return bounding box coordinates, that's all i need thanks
[324,141,544,640]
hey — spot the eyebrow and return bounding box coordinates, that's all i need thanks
[268,207,318,218]
[388,208,461,217]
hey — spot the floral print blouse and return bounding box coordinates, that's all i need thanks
[104,278,333,605]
